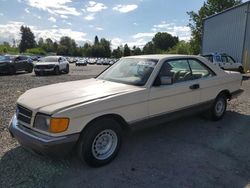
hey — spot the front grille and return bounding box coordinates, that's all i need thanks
[16,105,32,124]
[35,65,54,69]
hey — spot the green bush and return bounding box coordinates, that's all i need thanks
[25,48,46,55]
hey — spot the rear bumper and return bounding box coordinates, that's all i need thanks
[9,114,80,157]
[231,89,244,99]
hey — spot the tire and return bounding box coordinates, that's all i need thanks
[26,66,33,73]
[209,94,227,121]
[238,66,244,74]
[54,66,60,75]
[35,71,40,76]
[65,65,69,74]
[77,118,122,167]
[9,66,16,75]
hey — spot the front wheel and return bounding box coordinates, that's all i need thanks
[238,66,244,74]
[209,94,227,121]
[26,66,33,73]
[54,66,60,75]
[77,118,122,167]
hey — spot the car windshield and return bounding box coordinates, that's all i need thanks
[40,57,58,62]
[0,55,15,61]
[97,58,158,86]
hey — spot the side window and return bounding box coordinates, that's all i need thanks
[15,56,20,61]
[159,59,192,83]
[215,55,221,62]
[227,56,236,63]
[204,55,213,62]
[221,56,228,63]
[188,59,215,79]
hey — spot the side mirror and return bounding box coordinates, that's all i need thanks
[160,76,173,85]
[153,76,173,86]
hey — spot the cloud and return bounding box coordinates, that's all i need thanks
[111,38,123,49]
[0,13,4,16]
[67,22,72,25]
[152,21,191,41]
[84,1,107,13]
[0,21,87,44]
[84,14,95,20]
[24,0,81,16]
[0,21,24,42]
[111,37,147,49]
[25,8,30,13]
[60,15,68,19]
[52,25,58,28]
[35,28,87,43]
[113,4,138,13]
[48,16,56,23]
[33,14,41,19]
[132,32,155,39]
[126,38,147,48]
[96,27,103,31]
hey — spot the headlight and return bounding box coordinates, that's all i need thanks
[34,113,69,133]
[34,113,50,131]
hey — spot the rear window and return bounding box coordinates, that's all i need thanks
[203,55,213,62]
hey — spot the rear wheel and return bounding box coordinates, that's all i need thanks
[209,94,227,121]
[26,66,33,73]
[77,118,122,167]
[238,66,244,74]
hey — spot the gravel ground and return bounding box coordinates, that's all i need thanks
[0,65,250,188]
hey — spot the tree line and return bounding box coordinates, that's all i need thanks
[0,25,183,57]
[0,0,241,56]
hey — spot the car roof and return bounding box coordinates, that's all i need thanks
[202,53,229,56]
[123,54,200,60]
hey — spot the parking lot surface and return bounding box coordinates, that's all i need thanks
[0,64,250,188]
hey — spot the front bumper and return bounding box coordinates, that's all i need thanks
[9,114,80,157]
[34,68,55,72]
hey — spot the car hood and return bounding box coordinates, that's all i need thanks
[35,62,59,66]
[17,78,144,114]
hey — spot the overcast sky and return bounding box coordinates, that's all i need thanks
[0,0,215,48]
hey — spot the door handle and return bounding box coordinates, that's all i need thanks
[189,84,200,90]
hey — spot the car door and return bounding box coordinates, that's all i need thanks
[221,55,232,70]
[13,56,23,70]
[226,56,239,70]
[20,56,29,70]
[187,59,217,104]
[148,59,201,117]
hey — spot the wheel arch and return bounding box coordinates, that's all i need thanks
[80,114,130,134]
[217,89,231,100]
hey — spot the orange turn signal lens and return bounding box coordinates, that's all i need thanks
[49,118,69,133]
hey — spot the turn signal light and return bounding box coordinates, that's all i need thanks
[49,118,69,133]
